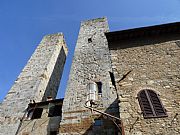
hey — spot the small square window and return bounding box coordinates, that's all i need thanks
[88,38,92,43]
[27,108,43,120]
[48,105,62,117]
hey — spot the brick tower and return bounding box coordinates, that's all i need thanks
[0,33,68,135]
[60,18,120,134]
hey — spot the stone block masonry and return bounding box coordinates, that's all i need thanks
[60,17,120,134]
[1,17,179,135]
[110,35,180,135]
[0,33,68,135]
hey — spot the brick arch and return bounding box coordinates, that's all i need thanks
[134,86,161,97]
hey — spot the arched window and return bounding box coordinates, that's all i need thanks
[138,89,167,118]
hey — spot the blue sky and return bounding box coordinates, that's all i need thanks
[0,0,180,101]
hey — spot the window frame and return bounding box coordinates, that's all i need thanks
[138,89,168,119]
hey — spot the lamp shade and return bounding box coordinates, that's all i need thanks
[86,82,98,102]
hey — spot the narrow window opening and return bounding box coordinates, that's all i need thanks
[109,72,116,86]
[95,82,102,94]
[88,38,92,43]
[27,108,43,120]
[48,105,62,117]
[50,131,57,135]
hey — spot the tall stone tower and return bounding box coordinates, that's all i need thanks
[0,33,68,135]
[60,18,120,134]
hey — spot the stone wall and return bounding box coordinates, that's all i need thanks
[0,33,68,135]
[110,35,180,135]
[60,18,120,134]
[18,101,62,135]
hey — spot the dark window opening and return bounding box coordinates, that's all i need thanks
[94,119,102,126]
[27,108,43,120]
[138,89,167,118]
[109,72,116,86]
[88,38,92,43]
[96,82,102,94]
[50,131,57,135]
[48,105,62,117]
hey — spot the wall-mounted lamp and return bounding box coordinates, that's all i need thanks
[86,82,98,107]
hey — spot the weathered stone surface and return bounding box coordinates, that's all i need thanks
[0,33,67,135]
[0,17,179,135]
[110,35,180,135]
[17,101,62,135]
[60,18,119,134]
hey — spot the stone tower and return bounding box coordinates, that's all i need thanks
[60,18,120,134]
[1,17,179,135]
[0,33,68,135]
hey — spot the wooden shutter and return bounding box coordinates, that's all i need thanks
[138,89,167,118]
[138,90,154,118]
[147,90,167,117]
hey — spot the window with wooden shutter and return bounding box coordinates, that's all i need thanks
[138,89,167,118]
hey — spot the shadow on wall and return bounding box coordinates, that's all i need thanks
[46,100,63,135]
[42,47,66,102]
[47,116,62,135]
[108,33,180,50]
[62,98,121,135]
[84,98,121,135]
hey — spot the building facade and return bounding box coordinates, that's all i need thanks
[0,17,179,135]
[106,22,180,135]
